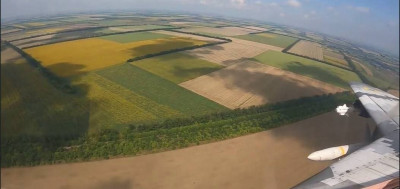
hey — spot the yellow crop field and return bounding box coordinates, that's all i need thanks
[26,22,46,26]
[25,37,207,77]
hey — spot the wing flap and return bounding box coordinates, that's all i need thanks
[350,82,399,136]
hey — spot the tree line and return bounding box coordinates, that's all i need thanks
[1,92,356,167]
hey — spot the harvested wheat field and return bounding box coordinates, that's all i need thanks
[1,111,373,189]
[106,25,173,32]
[152,30,224,42]
[323,49,350,69]
[185,38,282,66]
[11,34,55,48]
[1,46,21,64]
[1,28,22,35]
[243,26,268,31]
[180,60,344,109]
[288,40,323,60]
[25,34,207,77]
[178,26,259,36]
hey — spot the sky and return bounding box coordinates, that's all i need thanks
[2,0,399,56]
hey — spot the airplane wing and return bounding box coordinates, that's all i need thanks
[293,82,399,189]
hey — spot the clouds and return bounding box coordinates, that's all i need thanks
[347,5,370,13]
[231,0,246,8]
[287,0,301,7]
[355,6,370,13]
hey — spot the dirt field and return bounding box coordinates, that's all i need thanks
[178,26,259,36]
[1,111,373,189]
[242,26,268,31]
[306,32,324,41]
[288,40,323,60]
[1,46,21,64]
[185,38,283,66]
[180,60,344,109]
[11,34,55,48]
[1,28,22,35]
[152,30,224,42]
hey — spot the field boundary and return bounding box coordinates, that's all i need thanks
[3,41,77,94]
[127,40,230,62]
[126,29,233,62]
[8,25,183,47]
[343,53,380,89]
[166,29,233,42]
[281,40,354,72]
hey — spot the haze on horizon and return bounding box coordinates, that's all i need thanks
[2,0,399,57]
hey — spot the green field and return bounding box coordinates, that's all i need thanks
[99,31,171,43]
[234,32,297,48]
[1,57,89,137]
[253,51,361,89]
[131,53,224,83]
[351,59,399,90]
[323,55,351,69]
[1,56,187,137]
[97,64,227,115]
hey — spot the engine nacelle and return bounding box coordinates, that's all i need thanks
[308,145,349,161]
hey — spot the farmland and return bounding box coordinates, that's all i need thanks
[180,60,344,109]
[1,48,186,136]
[152,30,224,42]
[178,26,259,37]
[288,40,323,61]
[323,49,350,69]
[97,64,227,116]
[186,38,282,66]
[99,32,170,43]
[1,110,371,189]
[131,53,224,83]
[98,25,175,33]
[1,12,397,185]
[25,32,207,77]
[234,32,298,48]
[253,51,361,89]
[1,50,89,137]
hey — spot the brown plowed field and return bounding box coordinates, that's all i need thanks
[179,60,345,109]
[185,38,283,66]
[288,40,323,60]
[1,111,373,189]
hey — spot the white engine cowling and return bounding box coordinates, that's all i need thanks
[308,145,349,161]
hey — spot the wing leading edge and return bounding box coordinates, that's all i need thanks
[293,82,399,189]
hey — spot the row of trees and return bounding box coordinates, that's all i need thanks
[127,40,230,62]
[2,92,356,167]
[4,41,77,94]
